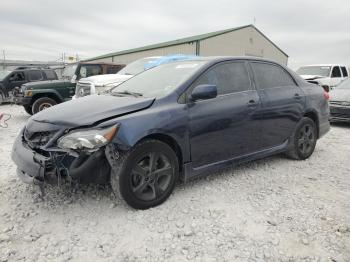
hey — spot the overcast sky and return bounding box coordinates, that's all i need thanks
[0,0,349,69]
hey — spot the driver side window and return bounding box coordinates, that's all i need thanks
[192,61,251,95]
[79,65,102,78]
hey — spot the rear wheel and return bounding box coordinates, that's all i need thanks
[23,105,33,115]
[32,97,57,114]
[111,139,179,209]
[0,91,4,105]
[286,117,317,160]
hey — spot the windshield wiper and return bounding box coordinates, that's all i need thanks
[112,90,143,97]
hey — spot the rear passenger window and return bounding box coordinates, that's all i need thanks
[44,70,57,80]
[193,62,251,95]
[251,62,296,89]
[341,67,348,77]
[28,70,44,81]
[331,66,341,78]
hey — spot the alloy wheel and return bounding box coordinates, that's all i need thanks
[130,152,173,201]
[297,124,316,155]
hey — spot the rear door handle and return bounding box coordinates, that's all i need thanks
[294,93,302,100]
[247,99,258,107]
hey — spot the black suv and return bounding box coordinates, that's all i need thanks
[0,67,58,105]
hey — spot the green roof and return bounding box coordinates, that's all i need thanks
[85,24,287,61]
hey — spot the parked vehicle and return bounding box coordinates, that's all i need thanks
[74,54,198,99]
[13,62,124,114]
[329,78,350,122]
[296,64,349,91]
[12,57,330,209]
[0,67,58,105]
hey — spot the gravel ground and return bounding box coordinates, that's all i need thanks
[0,103,349,262]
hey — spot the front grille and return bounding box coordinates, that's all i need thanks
[24,129,57,149]
[75,81,92,98]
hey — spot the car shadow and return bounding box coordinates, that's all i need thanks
[331,122,350,129]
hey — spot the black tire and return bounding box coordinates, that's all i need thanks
[286,117,317,160]
[32,97,57,114]
[0,90,4,105]
[23,105,33,115]
[110,139,179,210]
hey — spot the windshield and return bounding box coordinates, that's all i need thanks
[117,58,160,76]
[336,78,350,89]
[61,64,77,80]
[111,61,206,98]
[296,66,331,77]
[0,70,11,81]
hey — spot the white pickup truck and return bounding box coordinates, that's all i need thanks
[73,57,160,99]
[296,64,349,91]
[73,54,198,99]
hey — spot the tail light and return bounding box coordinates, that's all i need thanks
[323,91,330,100]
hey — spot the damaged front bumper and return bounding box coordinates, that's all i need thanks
[11,132,112,187]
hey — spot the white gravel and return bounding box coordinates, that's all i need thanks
[0,103,350,262]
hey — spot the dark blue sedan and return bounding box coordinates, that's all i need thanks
[12,57,330,209]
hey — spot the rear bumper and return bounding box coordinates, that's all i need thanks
[330,106,350,123]
[319,119,330,138]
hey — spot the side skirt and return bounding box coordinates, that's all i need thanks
[183,140,289,183]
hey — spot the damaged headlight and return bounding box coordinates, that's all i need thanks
[57,125,119,151]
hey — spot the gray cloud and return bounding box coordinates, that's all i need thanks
[1,0,349,68]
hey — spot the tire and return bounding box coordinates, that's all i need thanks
[32,97,57,114]
[110,139,179,210]
[0,91,4,105]
[286,117,317,160]
[23,105,33,115]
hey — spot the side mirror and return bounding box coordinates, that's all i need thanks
[190,84,217,101]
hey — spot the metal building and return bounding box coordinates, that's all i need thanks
[85,24,288,65]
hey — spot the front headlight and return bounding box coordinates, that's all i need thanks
[57,125,119,150]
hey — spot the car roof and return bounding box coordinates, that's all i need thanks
[299,64,348,67]
[164,56,284,65]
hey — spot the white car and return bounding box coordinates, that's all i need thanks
[73,56,161,99]
[296,64,349,90]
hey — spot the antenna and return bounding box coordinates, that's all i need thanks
[253,17,256,25]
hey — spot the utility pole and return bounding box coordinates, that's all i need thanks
[2,50,5,70]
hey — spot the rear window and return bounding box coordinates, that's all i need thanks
[341,67,348,77]
[106,65,123,74]
[251,62,296,89]
[28,70,44,81]
[44,70,57,80]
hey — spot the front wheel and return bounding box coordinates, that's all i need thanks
[32,97,57,114]
[111,140,179,210]
[23,105,33,115]
[286,117,317,160]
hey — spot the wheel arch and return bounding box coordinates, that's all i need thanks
[31,91,63,105]
[303,110,320,138]
[137,133,184,174]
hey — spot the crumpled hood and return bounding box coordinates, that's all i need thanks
[330,88,350,102]
[32,94,155,126]
[300,75,325,80]
[79,74,133,86]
